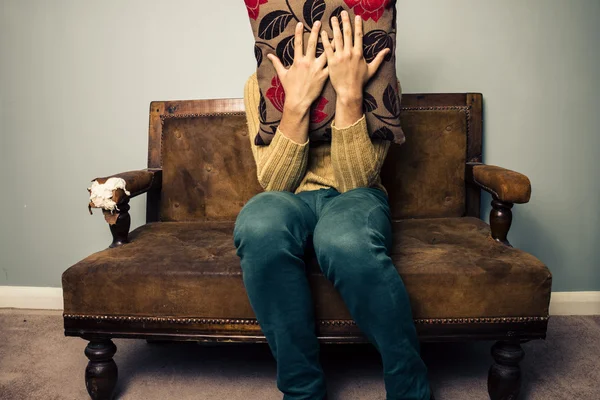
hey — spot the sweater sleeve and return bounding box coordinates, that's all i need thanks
[244,73,310,192]
[330,114,391,193]
[329,79,402,193]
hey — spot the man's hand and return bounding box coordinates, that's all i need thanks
[321,11,390,128]
[267,21,329,143]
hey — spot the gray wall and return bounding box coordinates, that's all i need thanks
[1,0,599,291]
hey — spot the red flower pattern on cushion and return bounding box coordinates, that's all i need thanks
[310,97,329,123]
[343,0,390,22]
[266,75,285,112]
[245,0,268,20]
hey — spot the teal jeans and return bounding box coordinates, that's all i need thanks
[233,187,430,400]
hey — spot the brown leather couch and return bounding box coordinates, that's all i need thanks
[62,94,551,400]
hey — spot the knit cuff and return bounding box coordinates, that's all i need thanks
[331,113,371,148]
[331,113,367,131]
[258,126,309,190]
[275,126,310,146]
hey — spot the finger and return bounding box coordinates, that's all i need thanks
[341,10,353,51]
[367,48,390,79]
[331,15,343,52]
[354,15,363,50]
[294,22,304,61]
[267,54,286,78]
[316,51,327,68]
[306,20,321,59]
[320,30,334,58]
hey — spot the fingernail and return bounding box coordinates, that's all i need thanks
[315,21,320,27]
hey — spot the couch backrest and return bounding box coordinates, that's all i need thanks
[148,94,482,222]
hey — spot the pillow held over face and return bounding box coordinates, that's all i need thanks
[245,0,405,146]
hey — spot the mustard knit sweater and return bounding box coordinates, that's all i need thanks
[244,72,392,196]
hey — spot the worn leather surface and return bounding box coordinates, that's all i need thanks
[160,108,468,221]
[471,164,532,204]
[381,109,467,218]
[161,115,263,221]
[94,169,159,204]
[63,217,551,320]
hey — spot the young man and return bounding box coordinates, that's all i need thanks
[234,11,432,400]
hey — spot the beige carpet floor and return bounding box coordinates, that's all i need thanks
[0,310,599,399]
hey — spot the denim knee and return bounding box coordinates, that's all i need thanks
[313,225,375,283]
[233,191,314,260]
[314,201,392,280]
[235,191,299,243]
[337,186,388,205]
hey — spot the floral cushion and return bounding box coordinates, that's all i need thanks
[245,0,405,146]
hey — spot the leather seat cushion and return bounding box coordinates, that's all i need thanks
[62,217,551,320]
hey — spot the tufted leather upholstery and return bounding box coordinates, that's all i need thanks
[63,217,550,324]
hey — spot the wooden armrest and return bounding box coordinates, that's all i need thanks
[90,168,162,206]
[465,163,532,247]
[466,162,531,204]
[88,168,162,248]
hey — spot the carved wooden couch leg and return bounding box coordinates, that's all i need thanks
[490,199,513,246]
[103,200,130,248]
[488,341,524,400]
[84,339,118,400]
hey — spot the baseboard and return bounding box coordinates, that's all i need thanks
[548,291,600,316]
[1,286,599,315]
[0,286,63,310]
